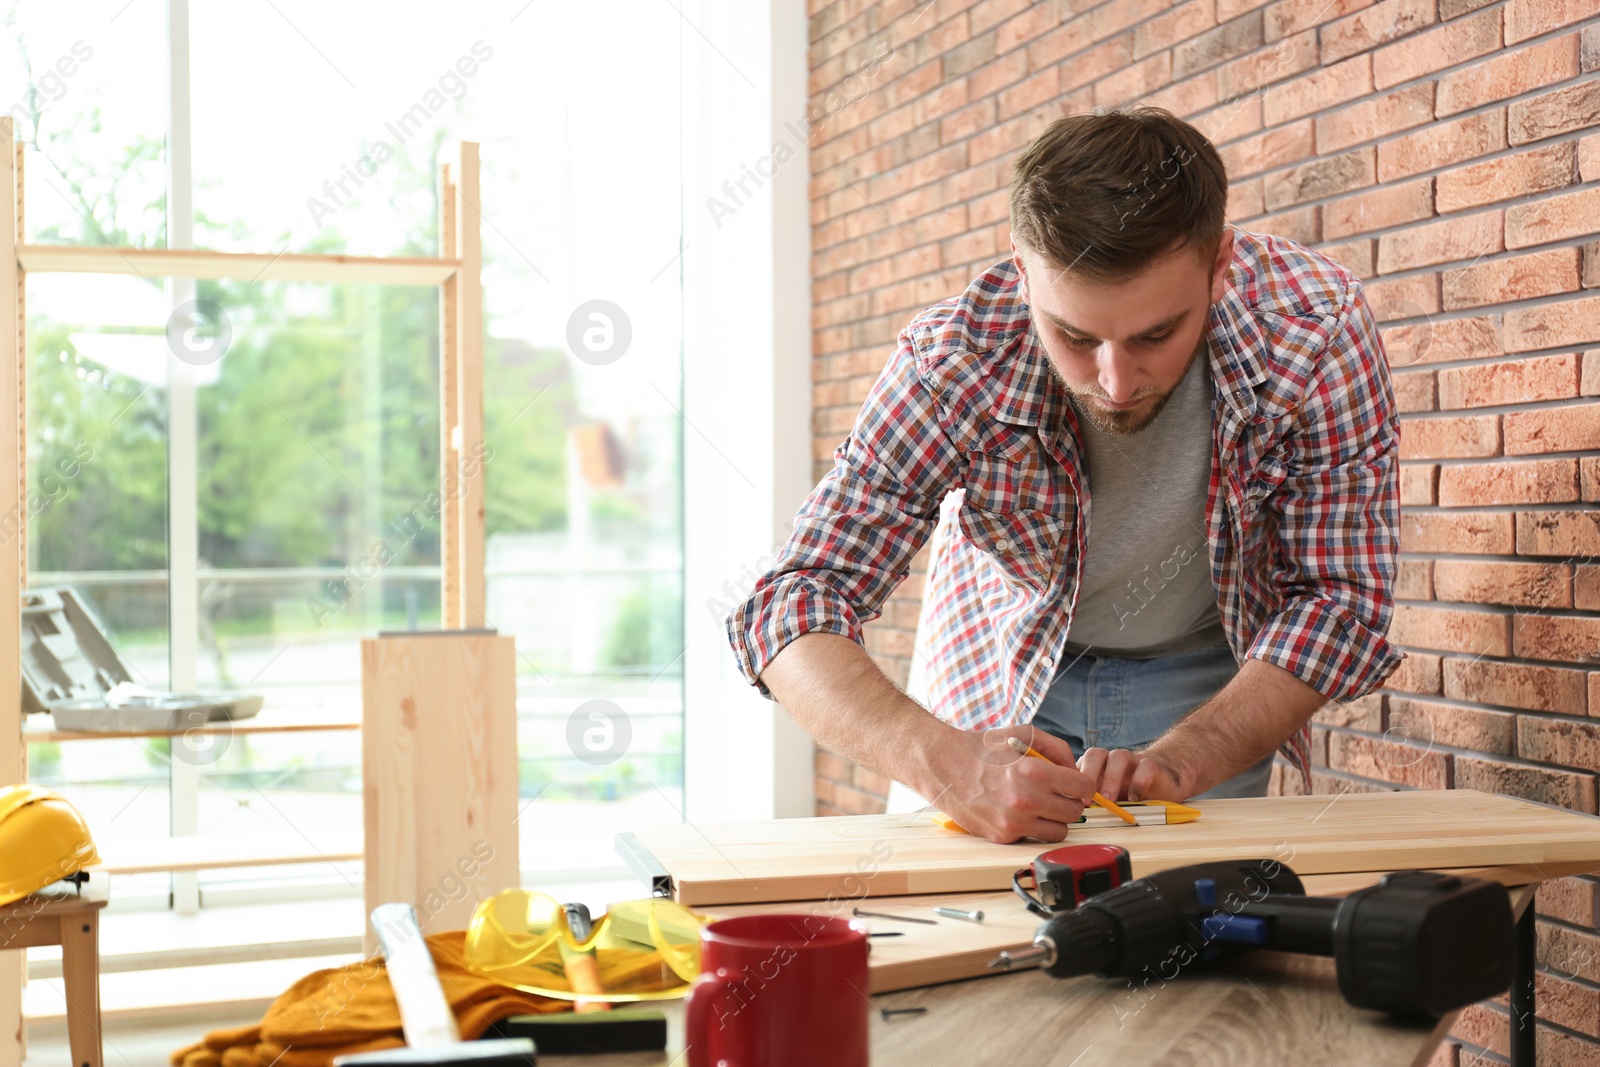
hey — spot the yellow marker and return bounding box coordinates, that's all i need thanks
[1003,737,1141,826]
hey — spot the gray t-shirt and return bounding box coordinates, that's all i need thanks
[1059,350,1227,659]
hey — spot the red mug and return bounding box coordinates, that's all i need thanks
[684,913,870,1067]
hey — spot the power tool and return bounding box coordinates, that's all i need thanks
[989,858,1514,1017]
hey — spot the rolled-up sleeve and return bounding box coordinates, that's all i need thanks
[1245,278,1405,701]
[727,332,963,695]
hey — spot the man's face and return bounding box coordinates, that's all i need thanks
[1014,227,1236,435]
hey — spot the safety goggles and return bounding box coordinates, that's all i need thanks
[463,888,710,1002]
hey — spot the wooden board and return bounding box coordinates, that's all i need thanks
[16,244,460,286]
[617,789,1600,906]
[362,633,520,948]
[698,876,1540,994]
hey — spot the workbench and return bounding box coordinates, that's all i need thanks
[599,790,1600,1066]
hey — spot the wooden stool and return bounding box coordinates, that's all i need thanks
[3,893,105,1067]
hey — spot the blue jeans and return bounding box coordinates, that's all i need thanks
[1028,642,1275,800]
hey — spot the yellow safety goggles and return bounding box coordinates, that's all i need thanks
[463,888,710,1002]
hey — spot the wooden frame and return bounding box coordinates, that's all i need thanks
[0,124,487,1051]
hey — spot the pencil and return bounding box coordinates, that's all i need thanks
[1006,736,1141,826]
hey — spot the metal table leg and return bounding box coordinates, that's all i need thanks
[1510,899,1536,1067]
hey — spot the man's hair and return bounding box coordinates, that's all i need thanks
[1008,106,1229,282]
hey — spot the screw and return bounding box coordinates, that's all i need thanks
[853,907,937,925]
[934,906,984,923]
[879,1006,928,1020]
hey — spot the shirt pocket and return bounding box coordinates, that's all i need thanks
[958,427,1066,592]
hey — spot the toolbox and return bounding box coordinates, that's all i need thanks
[22,587,263,731]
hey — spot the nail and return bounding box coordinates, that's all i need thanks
[880,1006,928,1020]
[853,907,937,925]
[868,931,904,937]
[934,906,984,922]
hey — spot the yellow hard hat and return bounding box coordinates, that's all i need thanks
[0,785,100,906]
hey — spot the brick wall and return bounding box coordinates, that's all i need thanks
[804,0,1600,1059]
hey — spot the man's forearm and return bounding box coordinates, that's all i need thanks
[1145,657,1327,796]
[757,632,954,799]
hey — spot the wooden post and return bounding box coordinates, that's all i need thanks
[438,143,485,630]
[1,114,24,1065]
[452,143,485,628]
[438,162,460,629]
[361,632,520,952]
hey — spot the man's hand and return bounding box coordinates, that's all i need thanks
[922,725,1098,844]
[1076,746,1188,803]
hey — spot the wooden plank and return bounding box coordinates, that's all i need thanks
[92,835,360,875]
[619,790,1600,906]
[452,142,486,627]
[698,875,1541,995]
[361,633,520,951]
[439,162,460,628]
[17,244,459,286]
[22,712,360,743]
[0,114,23,1066]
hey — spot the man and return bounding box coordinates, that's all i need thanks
[727,106,1403,844]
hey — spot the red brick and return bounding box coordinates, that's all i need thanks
[1326,731,1451,788]
[1516,511,1600,557]
[1372,8,1502,90]
[1594,672,1600,715]
[1367,275,1441,327]
[1254,205,1319,244]
[1585,458,1600,502]
[1219,120,1315,179]
[1215,28,1318,100]
[1444,248,1580,312]
[1455,753,1598,812]
[990,0,1058,51]
[1141,73,1222,119]
[1315,83,1434,154]
[1389,696,1514,754]
[1587,240,1600,290]
[1398,413,1500,459]
[1438,458,1580,507]
[1263,53,1373,125]
[1504,0,1600,45]
[1391,603,1511,656]
[1024,20,1096,69]
[1505,295,1600,354]
[852,763,891,797]
[1445,656,1590,714]
[1264,148,1374,210]
[1435,558,1574,609]
[1437,33,1581,117]
[1393,370,1435,412]
[1519,714,1600,768]
[1586,350,1600,396]
[941,97,998,143]
[1176,11,1267,80]
[1437,143,1577,216]
[1385,314,1504,367]
[1504,403,1600,456]
[967,51,1029,98]
[1323,177,1433,240]
[1317,238,1374,276]
[816,749,853,782]
[1093,51,1172,109]
[1377,110,1508,182]
[1439,354,1581,409]
[1312,692,1383,730]
[997,66,1056,120]
[1264,0,1370,41]
[1578,132,1600,181]
[1320,0,1434,65]
[1506,186,1600,249]
[1538,877,1600,927]
[1541,921,1600,984]
[1396,558,1434,599]
[1131,0,1216,60]
[1377,211,1503,274]
[1515,613,1600,665]
[1509,79,1600,145]
[1385,650,1443,695]
[1579,565,1600,610]
[1401,510,1514,553]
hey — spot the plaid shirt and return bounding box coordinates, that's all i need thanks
[728,226,1404,790]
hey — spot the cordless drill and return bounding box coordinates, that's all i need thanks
[989,858,1514,1017]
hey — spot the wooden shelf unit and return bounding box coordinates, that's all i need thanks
[1,122,493,1056]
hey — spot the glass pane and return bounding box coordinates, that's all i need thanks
[25,271,172,847]
[0,0,169,247]
[188,278,440,864]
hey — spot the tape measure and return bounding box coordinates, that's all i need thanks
[1012,843,1133,918]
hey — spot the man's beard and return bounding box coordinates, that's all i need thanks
[1045,344,1201,437]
